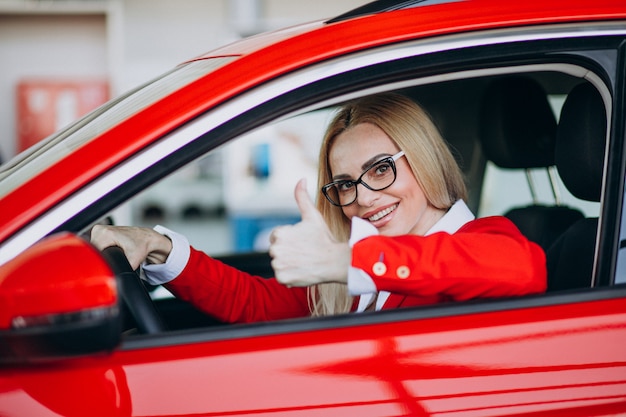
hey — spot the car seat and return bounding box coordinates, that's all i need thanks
[479,76,584,252]
[546,82,607,291]
[407,79,487,214]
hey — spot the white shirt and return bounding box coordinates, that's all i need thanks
[142,225,190,285]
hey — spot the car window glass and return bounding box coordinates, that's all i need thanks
[0,58,234,192]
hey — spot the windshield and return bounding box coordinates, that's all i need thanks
[0,57,236,196]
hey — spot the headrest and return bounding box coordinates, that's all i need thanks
[555,83,607,202]
[480,76,557,169]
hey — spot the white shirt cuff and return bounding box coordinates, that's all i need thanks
[348,267,378,295]
[141,225,190,285]
[347,216,378,296]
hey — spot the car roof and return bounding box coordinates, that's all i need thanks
[0,0,625,248]
[192,0,626,62]
[327,0,462,23]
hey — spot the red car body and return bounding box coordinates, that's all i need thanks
[1,0,626,415]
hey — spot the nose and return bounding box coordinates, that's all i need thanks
[355,183,379,207]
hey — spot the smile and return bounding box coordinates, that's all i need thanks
[368,204,398,222]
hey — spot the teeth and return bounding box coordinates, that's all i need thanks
[368,204,397,222]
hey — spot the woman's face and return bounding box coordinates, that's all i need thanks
[328,123,444,236]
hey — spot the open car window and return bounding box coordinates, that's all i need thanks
[104,66,614,335]
[10,25,613,339]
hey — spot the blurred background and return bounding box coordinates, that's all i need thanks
[0,0,365,255]
[0,0,364,161]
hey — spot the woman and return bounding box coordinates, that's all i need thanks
[91,93,546,323]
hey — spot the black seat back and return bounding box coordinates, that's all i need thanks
[546,82,607,291]
[480,76,584,251]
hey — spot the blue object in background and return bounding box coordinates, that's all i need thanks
[230,215,301,252]
[251,143,271,179]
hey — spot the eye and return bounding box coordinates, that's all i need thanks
[372,161,393,176]
[337,180,355,193]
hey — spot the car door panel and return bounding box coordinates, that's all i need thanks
[2,293,625,416]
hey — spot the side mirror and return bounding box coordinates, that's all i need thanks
[0,233,121,363]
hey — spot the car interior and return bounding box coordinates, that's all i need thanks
[111,69,607,334]
[403,73,605,294]
[410,74,606,292]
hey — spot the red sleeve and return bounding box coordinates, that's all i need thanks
[351,216,546,301]
[164,247,311,324]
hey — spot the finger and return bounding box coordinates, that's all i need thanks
[268,230,275,245]
[90,225,117,250]
[293,178,321,221]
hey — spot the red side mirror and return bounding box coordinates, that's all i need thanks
[0,233,121,363]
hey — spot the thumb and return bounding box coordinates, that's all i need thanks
[294,178,321,221]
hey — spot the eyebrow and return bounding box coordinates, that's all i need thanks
[331,153,393,181]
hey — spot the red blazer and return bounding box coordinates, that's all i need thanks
[166,216,546,324]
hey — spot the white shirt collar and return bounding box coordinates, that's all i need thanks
[424,199,475,236]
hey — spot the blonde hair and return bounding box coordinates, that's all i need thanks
[308,93,467,316]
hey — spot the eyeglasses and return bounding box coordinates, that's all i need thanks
[322,151,405,207]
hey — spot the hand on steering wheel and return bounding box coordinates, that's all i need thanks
[101,246,167,334]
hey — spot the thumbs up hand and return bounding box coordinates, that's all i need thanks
[269,178,351,287]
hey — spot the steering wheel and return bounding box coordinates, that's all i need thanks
[101,246,167,334]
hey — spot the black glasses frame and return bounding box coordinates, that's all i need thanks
[321,151,405,207]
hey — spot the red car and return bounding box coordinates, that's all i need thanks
[1,0,626,415]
